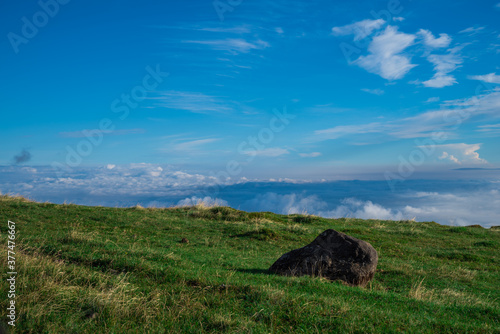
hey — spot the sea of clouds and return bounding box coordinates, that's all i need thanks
[1,164,499,227]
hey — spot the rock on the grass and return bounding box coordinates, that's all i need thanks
[269,229,378,287]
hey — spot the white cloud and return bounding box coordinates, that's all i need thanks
[314,122,385,141]
[324,198,404,220]
[432,143,488,165]
[355,26,417,80]
[60,128,145,138]
[496,2,500,8]
[468,73,500,84]
[197,26,251,34]
[243,147,290,157]
[313,90,500,141]
[149,166,163,177]
[393,92,500,137]
[299,152,322,158]
[173,138,219,151]
[183,38,269,54]
[442,90,500,114]
[2,167,499,227]
[477,123,500,133]
[242,190,500,227]
[422,75,457,88]
[422,52,462,88]
[402,189,500,227]
[439,151,461,164]
[176,196,228,207]
[361,88,385,95]
[425,97,440,103]
[331,19,386,41]
[275,27,284,34]
[417,29,451,48]
[20,167,37,173]
[459,26,485,35]
[244,194,404,220]
[151,91,232,114]
[332,21,467,85]
[478,123,500,129]
[243,193,327,215]
[304,104,353,114]
[393,17,405,22]
[0,164,245,208]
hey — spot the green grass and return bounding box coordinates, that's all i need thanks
[0,194,499,333]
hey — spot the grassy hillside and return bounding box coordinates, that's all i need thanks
[0,194,499,333]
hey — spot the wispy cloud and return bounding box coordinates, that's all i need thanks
[59,128,145,138]
[243,147,290,157]
[314,123,385,141]
[331,19,386,41]
[393,90,500,135]
[155,24,251,33]
[442,90,500,114]
[196,26,252,34]
[299,152,322,158]
[355,26,417,80]
[459,26,485,35]
[417,29,451,48]
[468,73,500,84]
[361,88,384,95]
[304,104,353,114]
[314,113,441,141]
[313,90,500,141]
[477,123,500,131]
[151,91,233,114]
[173,138,220,151]
[476,123,500,135]
[182,38,269,54]
[425,97,440,103]
[422,51,462,88]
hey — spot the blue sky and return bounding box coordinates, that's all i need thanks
[1,1,500,226]
[1,0,500,178]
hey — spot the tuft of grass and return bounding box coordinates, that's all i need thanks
[0,193,33,203]
[290,214,316,224]
[408,277,431,300]
[0,195,498,333]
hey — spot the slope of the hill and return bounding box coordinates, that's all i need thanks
[0,195,499,333]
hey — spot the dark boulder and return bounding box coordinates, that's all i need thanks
[269,229,378,287]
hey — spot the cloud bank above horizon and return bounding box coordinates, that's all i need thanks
[1,165,498,227]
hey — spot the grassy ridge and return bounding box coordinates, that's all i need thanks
[0,194,499,333]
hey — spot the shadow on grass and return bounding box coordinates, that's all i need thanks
[231,228,280,241]
[235,268,272,275]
